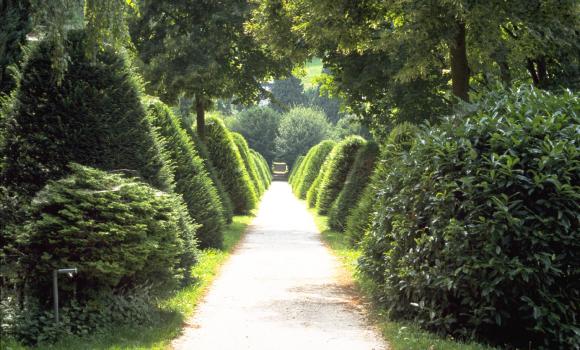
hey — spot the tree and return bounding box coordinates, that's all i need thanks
[226,106,281,165]
[0,0,31,96]
[274,107,330,166]
[267,76,307,112]
[129,0,293,139]
[250,0,579,110]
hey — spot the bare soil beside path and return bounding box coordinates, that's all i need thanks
[172,182,387,350]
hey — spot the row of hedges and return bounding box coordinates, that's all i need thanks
[0,30,269,343]
[145,99,226,248]
[293,86,579,349]
[202,116,258,214]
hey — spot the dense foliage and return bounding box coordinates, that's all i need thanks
[314,136,365,214]
[359,87,580,349]
[231,132,265,197]
[146,99,225,248]
[226,106,281,165]
[288,155,305,185]
[344,123,418,245]
[328,142,379,231]
[250,149,271,190]
[296,140,336,199]
[274,107,330,166]
[24,164,198,304]
[1,30,172,201]
[182,123,234,223]
[203,116,257,214]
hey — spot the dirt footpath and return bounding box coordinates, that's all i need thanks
[172,182,387,350]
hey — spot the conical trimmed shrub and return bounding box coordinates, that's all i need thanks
[328,142,379,231]
[250,150,269,190]
[183,124,234,223]
[231,132,264,196]
[288,155,305,185]
[146,99,225,248]
[1,30,172,199]
[203,116,257,214]
[315,136,365,214]
[296,140,335,199]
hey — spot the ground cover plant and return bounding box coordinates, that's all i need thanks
[202,116,257,214]
[146,99,226,248]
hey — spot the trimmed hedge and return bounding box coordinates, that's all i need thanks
[288,155,305,185]
[24,164,198,303]
[146,99,225,248]
[231,132,265,196]
[328,141,379,232]
[315,136,366,214]
[1,30,172,200]
[296,140,336,199]
[203,116,257,214]
[250,149,270,190]
[345,123,418,245]
[183,124,234,223]
[359,87,580,349]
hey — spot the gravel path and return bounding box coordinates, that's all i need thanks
[172,182,387,350]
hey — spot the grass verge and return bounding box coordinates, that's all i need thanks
[308,207,496,350]
[2,215,253,350]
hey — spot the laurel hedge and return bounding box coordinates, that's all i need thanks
[359,87,580,349]
[296,140,336,199]
[315,136,366,214]
[231,132,264,197]
[328,141,379,232]
[1,30,172,200]
[146,99,225,248]
[203,116,257,214]
[24,164,199,304]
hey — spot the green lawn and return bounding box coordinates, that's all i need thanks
[301,57,323,88]
[2,215,254,350]
[308,208,497,350]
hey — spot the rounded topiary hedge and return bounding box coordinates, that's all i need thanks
[328,141,379,232]
[146,99,225,248]
[183,124,234,223]
[203,116,257,214]
[250,149,270,190]
[288,155,305,185]
[297,140,336,199]
[359,87,580,349]
[315,136,366,214]
[24,164,198,304]
[231,132,264,197]
[1,30,172,200]
[345,123,418,245]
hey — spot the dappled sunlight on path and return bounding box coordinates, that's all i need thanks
[172,182,387,350]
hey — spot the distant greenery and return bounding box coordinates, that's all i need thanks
[274,107,331,166]
[226,106,281,165]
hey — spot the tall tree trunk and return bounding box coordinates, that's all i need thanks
[449,20,469,102]
[195,94,206,140]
